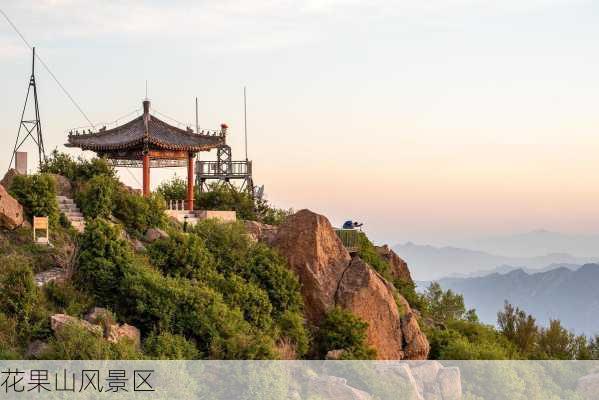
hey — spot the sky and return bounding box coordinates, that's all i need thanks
[1,0,599,248]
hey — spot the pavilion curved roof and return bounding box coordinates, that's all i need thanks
[66,111,224,153]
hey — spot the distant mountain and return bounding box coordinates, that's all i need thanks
[458,230,599,258]
[394,242,599,281]
[431,264,599,335]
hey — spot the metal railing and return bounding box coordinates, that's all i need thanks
[196,160,252,177]
[335,229,360,254]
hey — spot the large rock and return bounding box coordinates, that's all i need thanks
[376,245,413,284]
[307,376,372,400]
[272,209,429,360]
[437,367,462,400]
[401,312,431,360]
[48,174,72,197]
[272,209,351,322]
[50,314,103,336]
[144,228,169,242]
[0,169,21,190]
[577,372,599,400]
[106,323,141,347]
[244,220,278,244]
[0,184,24,230]
[335,257,406,360]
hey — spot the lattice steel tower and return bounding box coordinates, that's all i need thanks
[10,47,46,170]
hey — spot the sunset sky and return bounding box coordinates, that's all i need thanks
[1,0,599,247]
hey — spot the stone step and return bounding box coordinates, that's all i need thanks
[67,216,85,222]
[65,211,83,218]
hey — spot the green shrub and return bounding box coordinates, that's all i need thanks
[9,173,59,224]
[42,281,94,317]
[147,232,216,280]
[144,332,200,359]
[40,323,141,360]
[278,310,309,357]
[75,218,135,306]
[156,176,187,201]
[0,313,21,359]
[75,174,119,218]
[113,190,166,236]
[0,255,37,322]
[197,183,256,220]
[41,150,115,181]
[315,307,376,359]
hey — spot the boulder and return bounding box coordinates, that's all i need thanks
[144,228,169,242]
[84,307,115,326]
[0,169,21,190]
[376,245,413,284]
[50,314,103,336]
[437,367,462,400]
[0,184,24,230]
[272,209,351,322]
[307,376,372,400]
[335,257,406,360]
[325,349,346,360]
[106,323,141,347]
[401,312,431,360]
[244,220,278,244]
[48,174,72,196]
[131,238,146,252]
[577,372,599,400]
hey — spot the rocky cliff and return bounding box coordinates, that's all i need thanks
[272,209,429,360]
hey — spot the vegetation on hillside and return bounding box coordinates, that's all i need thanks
[2,151,598,362]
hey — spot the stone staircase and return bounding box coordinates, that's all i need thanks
[165,210,201,225]
[57,195,85,233]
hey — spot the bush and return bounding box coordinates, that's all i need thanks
[144,331,200,359]
[42,281,94,318]
[315,307,376,359]
[147,232,216,280]
[197,183,256,220]
[9,173,59,224]
[41,150,115,181]
[113,190,166,236]
[0,255,37,323]
[75,219,135,306]
[75,174,119,218]
[156,176,187,201]
[41,323,141,360]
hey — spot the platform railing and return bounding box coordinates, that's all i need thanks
[334,229,360,254]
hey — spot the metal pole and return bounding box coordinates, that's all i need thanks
[244,86,248,160]
[195,97,199,133]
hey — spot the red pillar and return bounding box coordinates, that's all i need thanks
[143,153,150,197]
[187,152,195,210]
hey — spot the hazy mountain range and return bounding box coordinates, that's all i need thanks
[394,241,599,281]
[419,264,599,335]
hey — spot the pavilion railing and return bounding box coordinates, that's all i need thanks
[196,160,252,177]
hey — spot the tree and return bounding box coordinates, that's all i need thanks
[9,174,59,224]
[497,301,538,355]
[315,307,376,359]
[537,319,574,360]
[75,174,118,218]
[156,176,187,201]
[423,282,472,323]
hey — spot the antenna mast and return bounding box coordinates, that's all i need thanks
[243,86,248,161]
[195,97,199,133]
[10,46,46,170]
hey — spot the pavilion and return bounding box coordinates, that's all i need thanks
[66,100,225,210]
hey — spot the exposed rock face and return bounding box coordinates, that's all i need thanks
[272,209,429,360]
[307,376,372,400]
[336,257,406,360]
[577,372,599,400]
[0,169,21,190]
[402,312,431,360]
[51,314,103,336]
[244,220,278,244]
[376,244,413,284]
[144,228,169,242]
[48,174,73,197]
[436,367,462,400]
[52,311,140,347]
[106,323,141,347]
[272,209,351,323]
[0,184,24,230]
